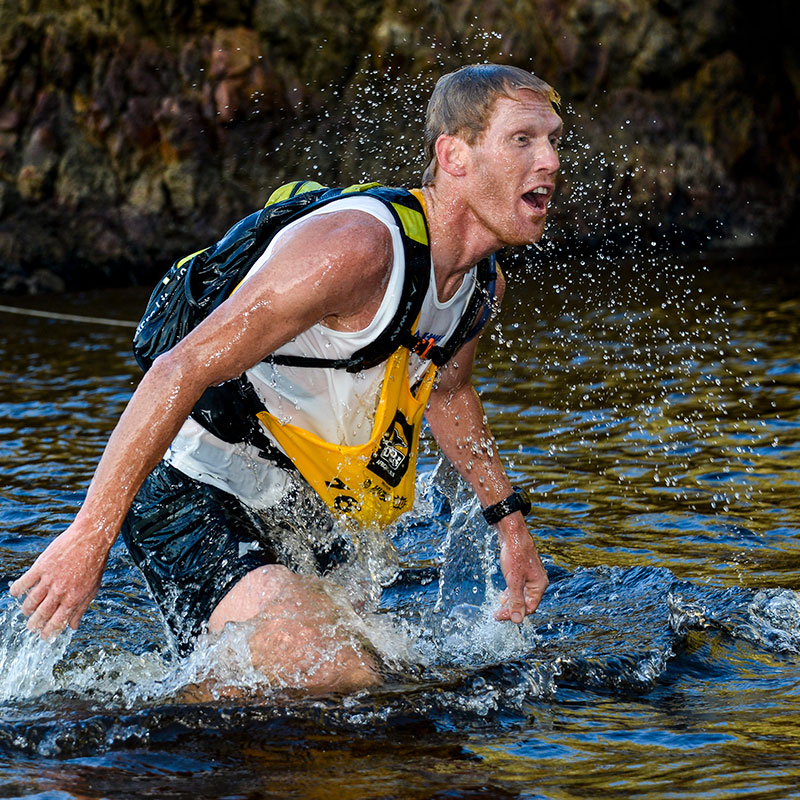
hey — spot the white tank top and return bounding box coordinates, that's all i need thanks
[164,194,479,510]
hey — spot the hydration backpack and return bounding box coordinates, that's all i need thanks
[132,180,495,465]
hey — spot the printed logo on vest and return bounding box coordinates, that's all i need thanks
[367,410,413,488]
[325,477,360,514]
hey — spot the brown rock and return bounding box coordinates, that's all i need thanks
[121,96,161,151]
[0,110,20,132]
[211,27,261,80]
[0,0,797,292]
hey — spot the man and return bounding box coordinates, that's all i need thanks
[11,64,562,692]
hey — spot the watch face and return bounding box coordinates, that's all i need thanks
[517,487,532,515]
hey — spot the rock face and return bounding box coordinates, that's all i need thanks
[0,0,797,292]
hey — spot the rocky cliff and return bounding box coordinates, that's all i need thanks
[0,0,797,292]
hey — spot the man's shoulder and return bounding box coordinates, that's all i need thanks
[295,186,424,246]
[299,204,394,256]
[267,203,394,295]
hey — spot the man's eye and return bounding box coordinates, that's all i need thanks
[550,136,561,148]
[515,135,529,145]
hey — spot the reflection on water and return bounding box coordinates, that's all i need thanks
[0,255,799,799]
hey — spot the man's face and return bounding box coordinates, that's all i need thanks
[461,89,562,247]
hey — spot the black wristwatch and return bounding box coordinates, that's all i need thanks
[482,487,532,525]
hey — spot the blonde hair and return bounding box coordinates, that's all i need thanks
[421,64,561,185]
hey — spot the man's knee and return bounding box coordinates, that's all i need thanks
[206,563,380,692]
[208,564,296,632]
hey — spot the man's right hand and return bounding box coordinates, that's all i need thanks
[9,522,110,640]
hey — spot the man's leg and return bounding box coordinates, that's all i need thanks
[122,461,379,692]
[208,565,380,693]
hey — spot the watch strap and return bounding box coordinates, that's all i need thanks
[482,487,532,525]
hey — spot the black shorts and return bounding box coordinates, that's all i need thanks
[120,461,346,654]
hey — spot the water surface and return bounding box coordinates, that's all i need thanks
[1,251,799,799]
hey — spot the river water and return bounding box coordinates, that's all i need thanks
[0,248,798,799]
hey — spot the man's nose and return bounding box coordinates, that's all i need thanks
[537,140,560,175]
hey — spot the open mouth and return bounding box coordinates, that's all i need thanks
[522,187,550,212]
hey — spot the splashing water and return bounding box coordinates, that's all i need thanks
[0,602,75,702]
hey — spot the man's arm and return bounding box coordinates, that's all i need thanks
[10,210,394,639]
[424,272,548,623]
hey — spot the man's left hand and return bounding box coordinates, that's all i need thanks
[494,520,549,623]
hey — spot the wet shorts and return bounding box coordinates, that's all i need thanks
[120,461,346,654]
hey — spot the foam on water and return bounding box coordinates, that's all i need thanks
[669,583,800,655]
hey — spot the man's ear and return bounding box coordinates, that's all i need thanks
[434,134,469,178]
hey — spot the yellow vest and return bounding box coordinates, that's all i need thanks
[257,346,436,530]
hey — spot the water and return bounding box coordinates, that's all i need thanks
[0,253,799,799]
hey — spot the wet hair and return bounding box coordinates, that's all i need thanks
[421,63,561,185]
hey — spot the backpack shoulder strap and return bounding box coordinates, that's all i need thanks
[187,184,432,461]
[264,185,432,373]
[262,185,496,372]
[418,254,498,367]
